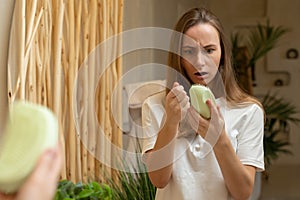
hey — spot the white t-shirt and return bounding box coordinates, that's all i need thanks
[141,92,265,200]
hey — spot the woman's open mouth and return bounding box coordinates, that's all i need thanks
[194,71,208,78]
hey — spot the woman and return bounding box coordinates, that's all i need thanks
[142,7,264,200]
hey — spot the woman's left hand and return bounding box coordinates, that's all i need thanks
[187,99,225,147]
[0,144,62,200]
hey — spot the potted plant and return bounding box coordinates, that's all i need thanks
[262,92,300,175]
[54,142,156,200]
[231,20,289,94]
[107,141,156,200]
[55,163,156,200]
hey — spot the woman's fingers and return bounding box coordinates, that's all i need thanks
[0,144,62,200]
[206,99,219,118]
[180,97,190,120]
[30,145,62,184]
[16,144,62,200]
[170,84,185,101]
[187,107,207,136]
[204,100,224,146]
[187,100,223,143]
[166,82,190,122]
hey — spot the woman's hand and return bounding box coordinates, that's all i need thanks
[0,144,62,200]
[146,82,190,188]
[165,82,190,125]
[187,99,225,147]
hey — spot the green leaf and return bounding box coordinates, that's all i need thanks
[91,181,102,191]
[246,21,290,67]
[77,189,95,198]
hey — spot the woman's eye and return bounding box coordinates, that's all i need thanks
[206,48,214,54]
[185,50,193,54]
[182,49,195,55]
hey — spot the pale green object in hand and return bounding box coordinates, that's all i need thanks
[189,85,216,119]
[0,101,58,194]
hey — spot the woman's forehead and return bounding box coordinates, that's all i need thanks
[182,23,220,47]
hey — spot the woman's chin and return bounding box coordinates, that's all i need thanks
[192,77,208,86]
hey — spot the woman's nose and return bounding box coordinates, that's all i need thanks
[194,50,205,67]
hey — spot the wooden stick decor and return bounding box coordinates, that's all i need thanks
[7,0,124,183]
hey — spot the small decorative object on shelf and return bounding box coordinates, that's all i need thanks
[286,48,298,59]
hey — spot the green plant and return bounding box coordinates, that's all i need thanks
[262,93,300,169]
[55,139,156,200]
[245,21,289,68]
[231,21,289,93]
[108,142,156,200]
[109,166,156,200]
[54,180,113,200]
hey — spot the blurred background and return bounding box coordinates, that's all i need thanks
[1,0,299,199]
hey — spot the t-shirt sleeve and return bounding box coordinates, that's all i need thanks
[236,104,265,172]
[141,95,165,163]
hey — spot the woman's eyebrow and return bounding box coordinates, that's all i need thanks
[182,45,196,48]
[203,44,217,48]
[182,42,217,48]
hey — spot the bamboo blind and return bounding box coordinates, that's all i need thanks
[7,0,123,183]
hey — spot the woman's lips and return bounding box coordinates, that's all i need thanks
[194,71,208,78]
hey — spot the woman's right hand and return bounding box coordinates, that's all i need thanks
[165,82,190,124]
[147,82,189,188]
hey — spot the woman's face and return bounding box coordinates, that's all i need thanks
[181,23,221,85]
